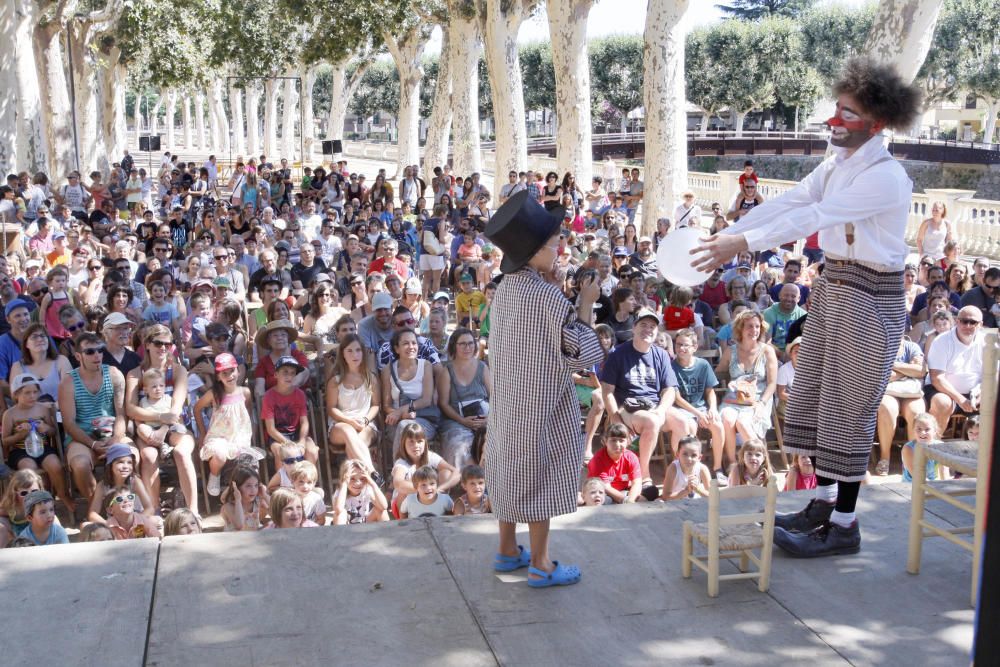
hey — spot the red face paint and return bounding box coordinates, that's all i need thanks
[826,115,869,132]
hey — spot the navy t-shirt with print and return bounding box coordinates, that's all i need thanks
[600,342,676,405]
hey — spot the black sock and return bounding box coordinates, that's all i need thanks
[835,481,861,514]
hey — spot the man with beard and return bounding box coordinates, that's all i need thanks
[693,57,922,558]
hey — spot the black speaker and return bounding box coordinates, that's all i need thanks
[322,140,334,154]
[150,136,161,151]
[332,139,343,154]
[139,136,150,152]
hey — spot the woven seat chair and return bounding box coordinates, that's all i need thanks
[682,477,778,597]
[907,331,997,607]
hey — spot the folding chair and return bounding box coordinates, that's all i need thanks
[682,477,778,597]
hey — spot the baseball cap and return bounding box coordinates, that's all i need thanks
[213,276,232,289]
[638,236,652,244]
[103,312,132,329]
[4,301,29,318]
[214,352,239,372]
[372,292,393,311]
[191,278,216,292]
[613,246,630,257]
[432,291,450,303]
[11,373,40,394]
[24,259,42,270]
[459,273,474,283]
[105,443,134,465]
[635,307,662,326]
[53,231,66,241]
[275,355,304,373]
[404,278,422,295]
[309,273,333,286]
[736,262,752,270]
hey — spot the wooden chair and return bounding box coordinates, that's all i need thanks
[907,331,997,607]
[682,477,778,597]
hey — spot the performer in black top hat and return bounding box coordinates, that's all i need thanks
[484,190,605,587]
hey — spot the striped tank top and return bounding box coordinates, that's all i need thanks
[70,365,115,440]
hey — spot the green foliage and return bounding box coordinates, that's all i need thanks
[944,0,1000,103]
[590,35,645,116]
[519,42,556,112]
[715,0,815,20]
[799,2,875,85]
[348,60,400,119]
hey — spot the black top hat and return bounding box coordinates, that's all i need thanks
[486,190,564,274]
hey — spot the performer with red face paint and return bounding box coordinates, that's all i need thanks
[692,57,922,557]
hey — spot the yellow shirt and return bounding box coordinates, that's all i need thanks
[456,290,485,318]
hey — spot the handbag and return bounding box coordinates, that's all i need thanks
[390,361,440,423]
[447,363,490,421]
[885,377,923,399]
[422,225,444,256]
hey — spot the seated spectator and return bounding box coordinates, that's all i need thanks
[399,465,453,518]
[911,269,959,321]
[357,292,395,363]
[290,461,326,525]
[268,487,318,528]
[784,454,817,491]
[453,464,491,515]
[775,337,801,413]
[658,436,711,501]
[381,328,440,442]
[586,423,644,503]
[163,508,202,537]
[220,464,269,532]
[908,295,956,346]
[628,236,657,279]
[926,306,984,434]
[390,421,458,517]
[376,306,440,371]
[267,441,305,492]
[333,458,390,525]
[959,266,1000,328]
[901,412,940,483]
[767,259,809,306]
[105,485,161,539]
[875,339,926,476]
[254,319,310,393]
[715,300,751,354]
[262,355,318,465]
[0,469,45,547]
[455,274,485,329]
[437,328,491,470]
[663,286,695,332]
[669,329,725,481]
[717,311,777,468]
[716,276,751,325]
[762,284,805,358]
[579,477,608,507]
[699,268,728,314]
[913,280,958,325]
[19,490,68,546]
[727,438,772,487]
[600,308,687,486]
[607,287,637,343]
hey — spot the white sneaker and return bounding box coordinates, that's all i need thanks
[715,469,729,486]
[160,442,174,459]
[207,474,221,497]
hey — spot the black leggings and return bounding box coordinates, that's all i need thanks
[812,457,861,513]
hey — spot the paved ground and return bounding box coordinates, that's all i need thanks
[3,484,974,667]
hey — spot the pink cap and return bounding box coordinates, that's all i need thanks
[214,353,238,372]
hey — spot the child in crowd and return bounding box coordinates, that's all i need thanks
[0,469,45,547]
[333,458,389,525]
[728,439,773,487]
[586,424,645,503]
[137,368,187,458]
[164,508,202,536]
[453,464,491,515]
[194,353,261,497]
[142,280,181,334]
[268,442,306,492]
[221,464,269,531]
[20,490,69,545]
[87,443,155,525]
[262,355,318,465]
[662,285,695,332]
[269,487,317,528]
[399,466,454,518]
[659,436,712,501]
[290,460,327,525]
[902,412,940,483]
[955,415,980,480]
[455,273,485,329]
[39,267,73,342]
[105,485,162,539]
[390,421,458,518]
[580,477,608,507]
[775,337,801,410]
[2,373,72,512]
[80,523,114,542]
[784,454,817,491]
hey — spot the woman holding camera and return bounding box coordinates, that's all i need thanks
[437,328,493,471]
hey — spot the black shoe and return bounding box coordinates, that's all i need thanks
[774,499,834,533]
[774,520,861,558]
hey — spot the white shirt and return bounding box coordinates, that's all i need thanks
[674,203,703,227]
[725,136,911,268]
[299,213,323,241]
[927,329,983,395]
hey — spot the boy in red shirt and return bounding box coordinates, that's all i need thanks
[586,423,643,503]
[262,356,318,466]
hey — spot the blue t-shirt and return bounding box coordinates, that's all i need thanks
[671,357,719,409]
[600,342,676,405]
[142,302,178,326]
[22,522,69,545]
[0,331,23,383]
[898,339,923,363]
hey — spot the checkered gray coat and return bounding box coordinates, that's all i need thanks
[484,269,605,523]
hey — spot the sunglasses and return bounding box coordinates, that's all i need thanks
[394,318,416,327]
[109,493,135,506]
[66,322,86,333]
[920,261,934,267]
[958,318,982,326]
[18,489,37,497]
[282,455,305,465]
[214,255,227,260]
[88,264,102,271]
[30,287,49,298]
[81,346,105,356]
[149,339,172,348]
[208,335,229,342]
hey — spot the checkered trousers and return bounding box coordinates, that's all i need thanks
[484,269,606,523]
[783,259,906,482]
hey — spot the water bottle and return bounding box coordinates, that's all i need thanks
[24,420,43,458]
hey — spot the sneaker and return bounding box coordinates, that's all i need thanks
[160,442,174,459]
[371,470,385,488]
[774,520,861,558]
[875,459,890,476]
[207,474,221,497]
[774,499,834,533]
[714,469,729,486]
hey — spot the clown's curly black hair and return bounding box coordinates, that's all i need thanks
[833,57,922,130]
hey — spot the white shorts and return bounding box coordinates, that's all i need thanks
[419,254,445,271]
